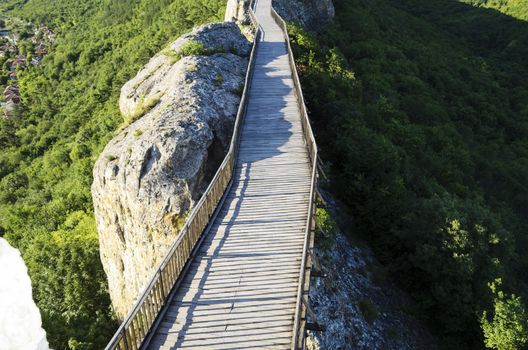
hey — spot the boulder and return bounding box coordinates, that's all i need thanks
[272,0,335,32]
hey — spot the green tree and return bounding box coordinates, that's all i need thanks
[481,279,528,350]
[288,0,528,347]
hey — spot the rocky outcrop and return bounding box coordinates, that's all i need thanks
[92,22,251,320]
[306,192,438,350]
[272,0,335,32]
[225,0,250,24]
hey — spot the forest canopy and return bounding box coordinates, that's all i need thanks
[288,0,528,348]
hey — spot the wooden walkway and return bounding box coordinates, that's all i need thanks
[147,1,312,349]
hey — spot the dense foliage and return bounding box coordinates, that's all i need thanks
[0,0,226,348]
[463,0,528,19]
[1,0,527,348]
[288,0,528,348]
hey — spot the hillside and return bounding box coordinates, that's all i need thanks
[461,0,528,19]
[0,0,527,349]
[289,0,528,348]
[0,0,227,348]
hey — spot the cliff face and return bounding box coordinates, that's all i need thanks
[91,22,251,320]
[225,0,249,23]
[272,0,335,32]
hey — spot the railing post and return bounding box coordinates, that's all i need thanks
[158,269,165,301]
[121,329,129,350]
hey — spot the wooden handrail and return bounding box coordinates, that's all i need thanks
[269,7,319,350]
[104,5,261,350]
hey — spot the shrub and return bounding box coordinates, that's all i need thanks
[358,298,379,324]
[165,40,226,63]
[123,92,162,125]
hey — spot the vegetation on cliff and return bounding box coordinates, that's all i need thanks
[289,0,528,348]
[0,0,226,348]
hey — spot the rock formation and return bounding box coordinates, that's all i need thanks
[92,22,251,320]
[272,0,335,32]
[225,0,250,23]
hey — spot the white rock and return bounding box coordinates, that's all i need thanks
[0,238,50,350]
[225,0,250,24]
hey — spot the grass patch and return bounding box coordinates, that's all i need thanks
[105,154,117,162]
[130,61,164,91]
[123,92,162,125]
[134,129,143,137]
[358,298,379,324]
[163,211,190,232]
[163,40,236,63]
[234,83,244,97]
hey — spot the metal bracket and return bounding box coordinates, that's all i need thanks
[311,269,328,278]
[306,322,326,332]
[317,158,328,180]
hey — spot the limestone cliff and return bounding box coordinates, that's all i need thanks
[91,22,251,320]
[225,0,250,23]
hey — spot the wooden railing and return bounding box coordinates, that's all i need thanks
[270,7,319,350]
[104,6,261,350]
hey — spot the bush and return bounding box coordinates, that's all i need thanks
[165,40,228,63]
[481,279,528,350]
[358,298,379,324]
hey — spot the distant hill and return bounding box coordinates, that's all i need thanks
[460,0,528,20]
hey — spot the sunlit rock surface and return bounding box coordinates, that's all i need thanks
[92,22,251,320]
[225,0,249,23]
[0,238,49,350]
